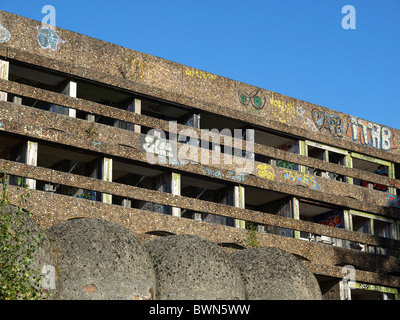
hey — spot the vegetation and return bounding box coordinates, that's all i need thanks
[0,169,45,300]
[245,222,261,248]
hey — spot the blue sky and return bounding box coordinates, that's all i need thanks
[1,0,399,129]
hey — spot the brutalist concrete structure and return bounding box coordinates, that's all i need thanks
[0,10,399,300]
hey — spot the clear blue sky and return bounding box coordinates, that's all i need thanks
[1,0,399,129]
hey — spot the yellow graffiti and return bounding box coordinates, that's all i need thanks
[185,67,217,80]
[270,93,296,123]
[283,169,318,190]
[123,54,173,86]
[256,163,275,181]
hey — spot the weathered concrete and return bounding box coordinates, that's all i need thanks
[144,234,246,300]
[47,217,156,300]
[231,247,322,300]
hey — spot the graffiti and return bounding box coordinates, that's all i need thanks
[185,67,217,80]
[372,166,388,191]
[93,141,101,150]
[312,210,344,228]
[227,170,245,183]
[296,106,318,132]
[357,165,388,191]
[37,26,64,51]
[142,135,174,157]
[270,93,296,124]
[389,179,400,189]
[122,54,173,87]
[0,23,11,43]
[283,169,318,190]
[311,109,343,137]
[202,166,222,179]
[276,143,299,170]
[388,194,400,208]
[158,155,186,168]
[202,166,245,183]
[238,88,266,110]
[256,163,275,181]
[347,116,395,151]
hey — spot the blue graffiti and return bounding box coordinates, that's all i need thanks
[158,155,186,168]
[0,23,11,43]
[37,27,64,51]
[93,141,101,150]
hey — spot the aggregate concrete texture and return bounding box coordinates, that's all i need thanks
[47,217,156,300]
[231,247,322,300]
[144,234,247,300]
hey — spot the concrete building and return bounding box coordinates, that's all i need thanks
[0,10,399,300]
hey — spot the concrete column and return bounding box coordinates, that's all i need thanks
[171,172,181,217]
[62,81,77,117]
[293,197,300,239]
[0,60,9,101]
[10,93,38,190]
[25,141,38,190]
[234,185,245,229]
[101,157,112,204]
[134,98,141,133]
[114,98,141,132]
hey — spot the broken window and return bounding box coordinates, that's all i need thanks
[297,199,344,246]
[351,152,393,193]
[349,210,396,255]
[304,141,348,182]
[180,174,236,227]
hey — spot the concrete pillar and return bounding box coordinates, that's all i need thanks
[9,93,38,190]
[51,81,77,116]
[114,98,141,133]
[134,98,141,133]
[293,197,300,239]
[234,185,245,229]
[25,141,38,190]
[171,172,181,217]
[101,157,112,204]
[62,81,77,117]
[0,60,9,101]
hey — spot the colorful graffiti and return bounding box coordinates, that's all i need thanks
[283,169,318,190]
[312,210,344,228]
[0,23,11,43]
[270,93,296,124]
[37,26,64,51]
[388,194,400,208]
[311,109,343,137]
[256,163,275,181]
[238,88,266,110]
[389,179,400,189]
[276,143,299,171]
[347,116,395,151]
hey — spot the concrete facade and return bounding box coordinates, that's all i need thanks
[0,10,400,299]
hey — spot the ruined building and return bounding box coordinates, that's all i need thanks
[0,11,399,300]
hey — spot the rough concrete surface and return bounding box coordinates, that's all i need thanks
[144,234,246,300]
[231,247,322,300]
[47,217,156,300]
